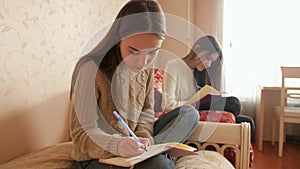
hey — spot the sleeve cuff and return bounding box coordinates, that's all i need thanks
[106,134,123,156]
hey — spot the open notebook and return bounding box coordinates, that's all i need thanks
[99,142,197,167]
[186,85,221,106]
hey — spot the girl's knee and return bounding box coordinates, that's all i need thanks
[180,104,199,121]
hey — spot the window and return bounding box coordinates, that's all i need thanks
[223,0,300,115]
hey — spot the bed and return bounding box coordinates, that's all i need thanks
[0,121,250,169]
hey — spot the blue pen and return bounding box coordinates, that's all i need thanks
[197,85,202,90]
[113,111,147,152]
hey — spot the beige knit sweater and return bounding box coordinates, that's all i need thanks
[70,60,155,161]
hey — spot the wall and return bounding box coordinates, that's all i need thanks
[0,0,128,163]
[194,0,224,46]
[157,0,196,58]
[157,0,223,58]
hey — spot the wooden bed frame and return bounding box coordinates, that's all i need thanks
[186,122,251,169]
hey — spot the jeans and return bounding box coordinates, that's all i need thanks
[76,104,199,169]
[153,104,199,144]
[198,96,241,118]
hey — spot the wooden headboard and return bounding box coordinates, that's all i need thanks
[186,122,251,169]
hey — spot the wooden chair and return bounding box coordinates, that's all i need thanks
[271,66,300,157]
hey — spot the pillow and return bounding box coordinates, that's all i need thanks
[154,69,164,113]
[199,110,236,123]
[175,150,235,169]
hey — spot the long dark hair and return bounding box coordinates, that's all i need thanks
[184,35,223,90]
[70,0,166,96]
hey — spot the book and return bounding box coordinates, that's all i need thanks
[186,85,221,106]
[98,142,197,167]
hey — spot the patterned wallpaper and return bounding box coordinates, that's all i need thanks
[0,0,129,163]
[0,0,128,114]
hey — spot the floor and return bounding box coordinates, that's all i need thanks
[251,140,300,169]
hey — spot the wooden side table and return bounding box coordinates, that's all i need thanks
[256,86,281,151]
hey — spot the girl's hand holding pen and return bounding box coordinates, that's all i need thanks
[113,111,149,157]
[117,137,149,157]
[138,137,151,147]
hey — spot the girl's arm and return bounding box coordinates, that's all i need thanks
[70,61,122,159]
[161,61,187,112]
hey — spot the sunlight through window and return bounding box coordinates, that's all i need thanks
[223,0,300,99]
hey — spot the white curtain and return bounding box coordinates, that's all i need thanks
[223,0,300,119]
